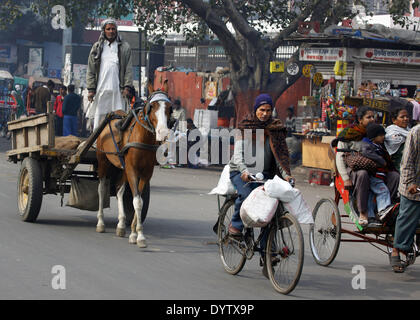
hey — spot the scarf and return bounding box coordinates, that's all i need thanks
[238,113,291,176]
[94,19,122,61]
[331,123,367,148]
[384,124,409,155]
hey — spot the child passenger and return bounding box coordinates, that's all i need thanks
[361,123,398,225]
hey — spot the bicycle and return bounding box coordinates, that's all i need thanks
[216,176,304,295]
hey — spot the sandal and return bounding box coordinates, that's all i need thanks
[358,217,369,227]
[389,255,405,273]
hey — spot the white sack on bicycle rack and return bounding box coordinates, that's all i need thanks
[283,189,314,224]
[264,175,297,202]
[208,164,236,195]
[240,186,278,228]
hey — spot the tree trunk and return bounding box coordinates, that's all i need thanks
[231,49,304,126]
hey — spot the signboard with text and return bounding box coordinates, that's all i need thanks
[362,48,420,65]
[300,48,347,62]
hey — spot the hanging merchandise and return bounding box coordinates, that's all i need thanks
[324,95,357,122]
[400,88,408,96]
[334,61,347,76]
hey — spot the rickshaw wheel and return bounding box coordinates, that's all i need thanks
[310,198,341,266]
[17,157,43,222]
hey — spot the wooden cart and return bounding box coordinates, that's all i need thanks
[6,106,149,224]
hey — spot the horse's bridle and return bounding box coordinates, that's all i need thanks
[133,90,172,134]
[97,91,171,170]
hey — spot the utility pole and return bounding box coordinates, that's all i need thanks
[138,28,142,97]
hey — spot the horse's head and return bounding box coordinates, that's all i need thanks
[146,81,172,141]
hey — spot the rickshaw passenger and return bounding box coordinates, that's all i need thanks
[228,94,294,277]
[384,107,410,173]
[335,107,400,227]
[361,123,398,219]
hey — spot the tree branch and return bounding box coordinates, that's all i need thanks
[270,0,323,51]
[182,0,243,69]
[221,0,261,45]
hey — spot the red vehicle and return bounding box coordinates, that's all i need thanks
[309,143,420,268]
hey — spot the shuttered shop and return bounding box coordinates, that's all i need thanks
[312,62,355,80]
[362,64,420,86]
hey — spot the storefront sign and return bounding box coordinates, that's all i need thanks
[286,62,299,76]
[362,48,420,65]
[300,48,347,62]
[302,64,314,78]
[363,98,389,112]
[313,72,324,86]
[0,45,17,63]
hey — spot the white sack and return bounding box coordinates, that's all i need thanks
[283,189,314,224]
[208,165,236,195]
[240,186,278,228]
[264,175,297,202]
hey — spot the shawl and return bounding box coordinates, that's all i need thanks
[238,113,291,176]
[384,124,410,155]
[337,123,366,142]
[332,123,367,147]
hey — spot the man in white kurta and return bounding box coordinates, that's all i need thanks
[86,19,133,129]
[92,39,125,128]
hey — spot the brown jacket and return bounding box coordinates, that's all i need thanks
[32,86,51,114]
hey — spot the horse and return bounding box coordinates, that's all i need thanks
[95,81,172,248]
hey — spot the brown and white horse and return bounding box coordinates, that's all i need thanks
[95,82,172,248]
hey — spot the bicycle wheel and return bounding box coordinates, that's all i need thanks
[309,198,341,266]
[266,213,304,295]
[217,199,246,275]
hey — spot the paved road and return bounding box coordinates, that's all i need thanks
[0,137,419,300]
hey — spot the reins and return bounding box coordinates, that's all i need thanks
[95,92,169,169]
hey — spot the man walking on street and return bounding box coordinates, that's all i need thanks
[62,84,81,136]
[391,124,420,273]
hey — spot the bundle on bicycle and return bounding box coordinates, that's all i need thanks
[209,94,313,294]
[309,107,420,273]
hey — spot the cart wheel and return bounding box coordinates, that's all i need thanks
[309,198,341,266]
[17,157,43,222]
[123,182,150,226]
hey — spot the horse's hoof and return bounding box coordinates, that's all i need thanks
[116,227,126,238]
[128,234,137,244]
[137,240,147,248]
[96,225,106,233]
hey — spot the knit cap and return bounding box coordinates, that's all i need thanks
[253,94,273,113]
[366,123,386,140]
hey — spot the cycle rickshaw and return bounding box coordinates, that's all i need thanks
[309,141,420,268]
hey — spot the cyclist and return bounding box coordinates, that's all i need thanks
[227,93,294,276]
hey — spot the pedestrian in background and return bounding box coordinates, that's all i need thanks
[170,99,186,129]
[32,80,54,114]
[62,84,81,136]
[53,85,67,136]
